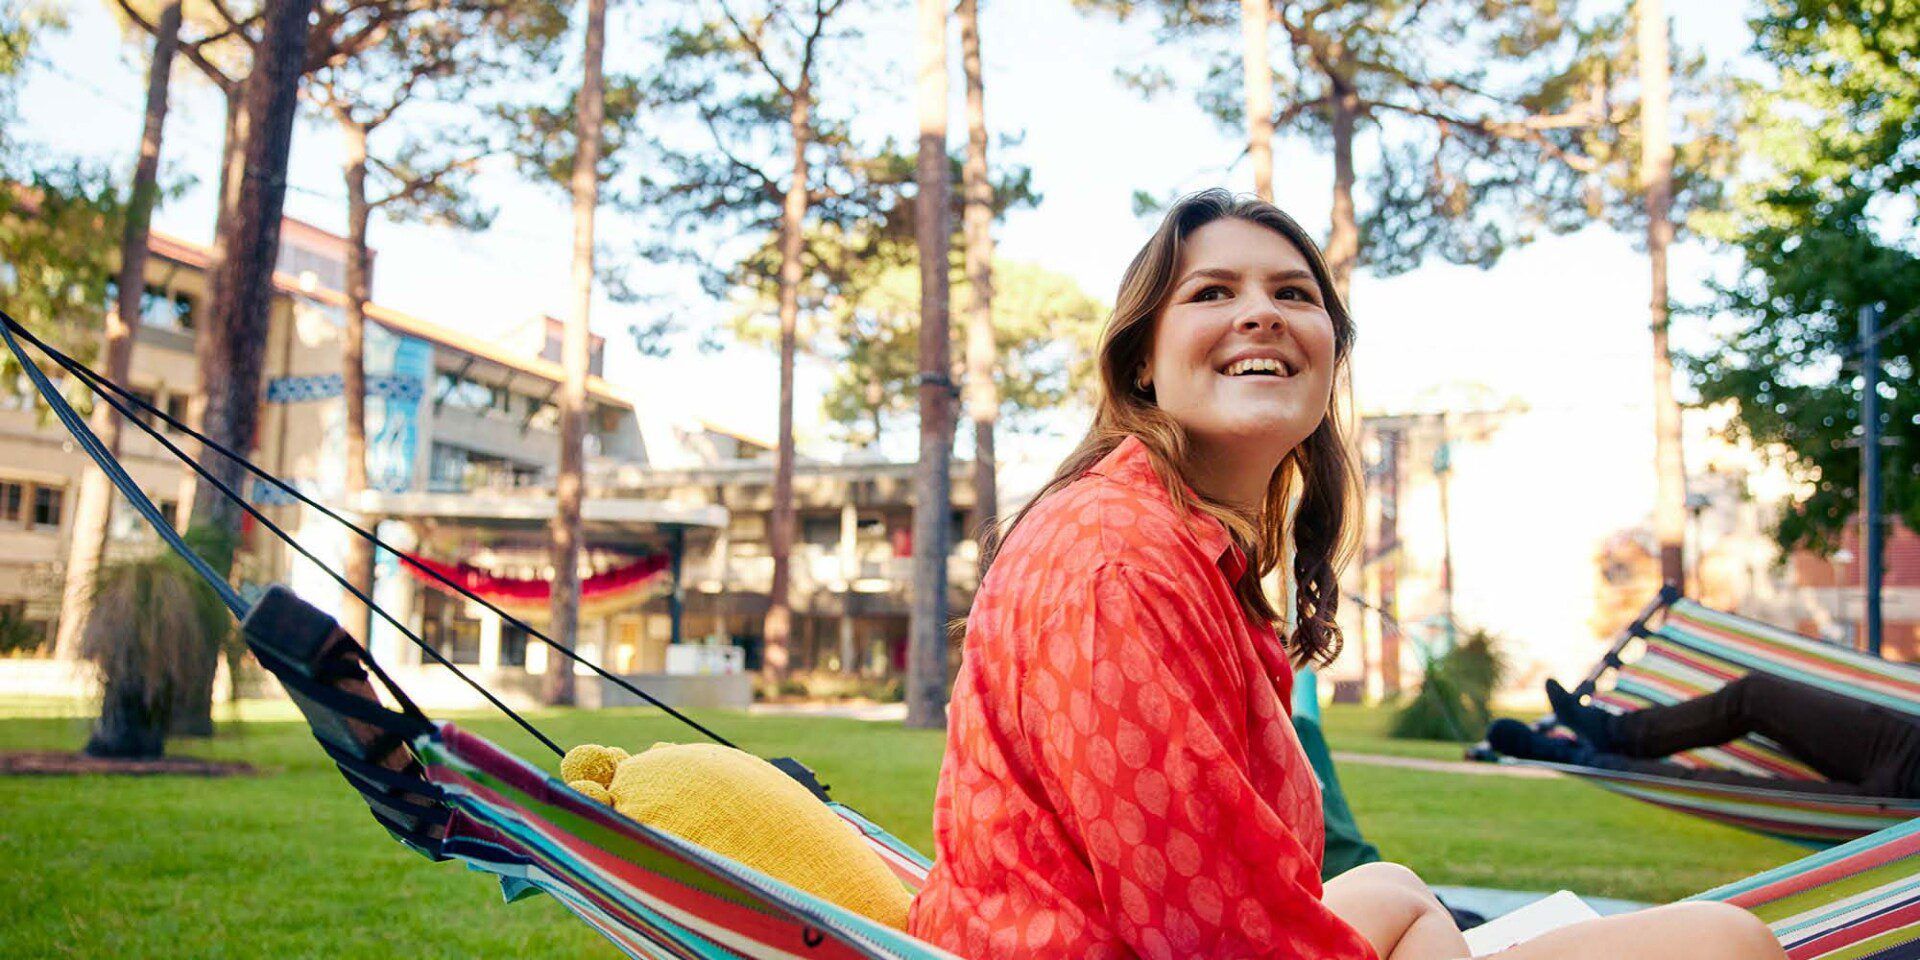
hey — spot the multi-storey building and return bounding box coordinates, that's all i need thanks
[2,218,988,710]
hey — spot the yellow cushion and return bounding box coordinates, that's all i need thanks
[607,742,911,930]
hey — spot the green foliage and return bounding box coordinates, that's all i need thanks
[311,1,568,229]
[730,245,1104,449]
[1080,1,1734,274]
[624,3,895,299]
[0,6,124,392]
[752,670,905,703]
[1685,0,1920,554]
[0,604,43,655]
[1389,628,1506,743]
[77,526,233,758]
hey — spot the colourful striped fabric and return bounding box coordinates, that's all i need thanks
[1571,598,1920,846]
[420,716,1920,960]
[419,722,960,960]
[828,804,931,891]
[1696,817,1920,959]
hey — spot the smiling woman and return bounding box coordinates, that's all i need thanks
[906,189,1784,960]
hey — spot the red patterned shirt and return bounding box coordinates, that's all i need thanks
[908,435,1377,960]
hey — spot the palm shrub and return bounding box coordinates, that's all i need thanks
[0,604,44,654]
[1390,627,1507,742]
[78,528,230,759]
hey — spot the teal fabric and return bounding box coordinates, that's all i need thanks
[1292,669,1382,880]
[1293,712,1382,879]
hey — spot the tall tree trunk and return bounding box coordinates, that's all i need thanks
[56,1,181,660]
[1326,85,1362,452]
[179,0,313,735]
[1638,0,1686,590]
[762,83,813,684]
[906,0,952,730]
[176,90,246,523]
[1325,88,1359,303]
[1239,0,1274,202]
[340,118,376,643]
[957,0,998,578]
[548,0,609,706]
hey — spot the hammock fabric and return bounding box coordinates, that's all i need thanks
[1695,817,1920,960]
[244,584,1920,960]
[404,554,671,619]
[1484,587,1920,847]
[6,307,1920,959]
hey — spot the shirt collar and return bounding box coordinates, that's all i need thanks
[1087,435,1250,582]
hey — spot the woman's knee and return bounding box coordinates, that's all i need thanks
[1660,902,1779,958]
[1340,861,1432,898]
[1325,862,1454,948]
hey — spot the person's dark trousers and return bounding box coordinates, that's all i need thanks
[1595,673,1920,798]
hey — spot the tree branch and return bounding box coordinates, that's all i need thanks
[699,108,783,204]
[1370,100,1600,173]
[717,2,795,98]
[115,0,240,88]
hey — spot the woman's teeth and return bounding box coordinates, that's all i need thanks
[1222,357,1291,377]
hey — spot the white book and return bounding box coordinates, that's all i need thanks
[1461,890,1603,956]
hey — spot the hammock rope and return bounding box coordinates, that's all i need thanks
[0,306,736,754]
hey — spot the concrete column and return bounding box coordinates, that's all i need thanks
[478,607,502,669]
[668,524,685,646]
[839,500,857,673]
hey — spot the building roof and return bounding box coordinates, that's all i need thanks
[146,228,631,409]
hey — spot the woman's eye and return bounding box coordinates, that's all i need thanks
[1193,285,1230,302]
[1276,286,1315,303]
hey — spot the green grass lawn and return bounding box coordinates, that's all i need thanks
[0,700,1804,958]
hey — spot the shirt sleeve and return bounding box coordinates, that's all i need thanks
[1023,561,1379,960]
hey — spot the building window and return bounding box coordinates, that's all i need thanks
[801,515,842,547]
[428,442,542,493]
[0,480,22,523]
[419,590,481,665]
[434,371,502,412]
[143,286,196,332]
[31,485,63,530]
[128,388,159,428]
[163,394,191,432]
[500,622,529,667]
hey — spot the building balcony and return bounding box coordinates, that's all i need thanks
[695,542,978,598]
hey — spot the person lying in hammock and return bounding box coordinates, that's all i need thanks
[904,189,1782,960]
[1489,673,1920,799]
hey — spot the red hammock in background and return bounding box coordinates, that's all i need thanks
[403,553,671,619]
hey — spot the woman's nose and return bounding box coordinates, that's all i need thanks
[1237,302,1287,333]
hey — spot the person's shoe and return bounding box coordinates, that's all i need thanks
[1486,718,1598,766]
[1546,679,1617,749]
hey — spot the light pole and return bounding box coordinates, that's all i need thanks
[1859,303,1884,656]
[1432,415,1455,649]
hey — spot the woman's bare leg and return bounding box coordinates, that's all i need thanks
[1323,862,1470,960]
[1489,902,1784,960]
[1325,864,1783,960]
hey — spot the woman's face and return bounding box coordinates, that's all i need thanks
[1138,217,1338,465]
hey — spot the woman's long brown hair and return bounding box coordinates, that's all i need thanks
[977,189,1360,667]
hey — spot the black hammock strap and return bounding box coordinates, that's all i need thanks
[0,309,557,752]
[0,307,736,754]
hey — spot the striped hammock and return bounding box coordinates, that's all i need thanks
[1696,818,1920,960]
[242,581,1920,960]
[1494,588,1920,847]
[5,308,1918,959]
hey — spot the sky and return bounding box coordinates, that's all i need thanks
[24,0,1761,495]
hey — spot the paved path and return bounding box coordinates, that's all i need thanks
[748,702,909,722]
[1332,751,1558,779]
